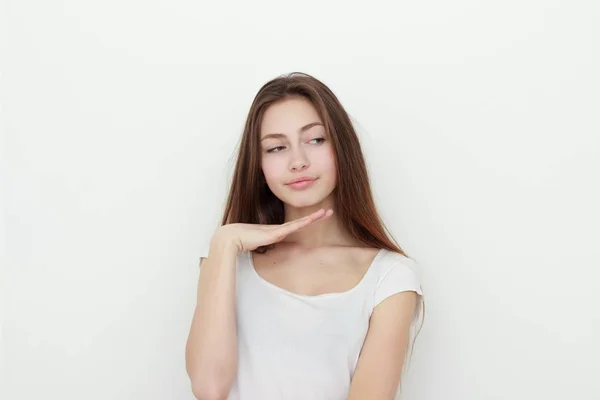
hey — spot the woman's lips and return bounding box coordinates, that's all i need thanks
[287,178,317,190]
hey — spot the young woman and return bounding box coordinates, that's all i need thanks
[185,72,424,400]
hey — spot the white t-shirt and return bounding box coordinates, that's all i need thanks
[197,246,424,400]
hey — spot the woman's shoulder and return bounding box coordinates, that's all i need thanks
[379,248,420,271]
[369,248,424,300]
[350,246,419,273]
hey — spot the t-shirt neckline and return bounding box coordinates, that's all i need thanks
[246,248,386,300]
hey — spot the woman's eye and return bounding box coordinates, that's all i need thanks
[266,146,285,153]
[266,138,324,153]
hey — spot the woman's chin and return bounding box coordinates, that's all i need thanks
[281,194,333,210]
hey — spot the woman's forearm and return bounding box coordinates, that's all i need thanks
[185,238,239,400]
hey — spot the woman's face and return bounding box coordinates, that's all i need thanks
[259,96,337,209]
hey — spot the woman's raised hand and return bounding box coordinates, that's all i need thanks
[214,208,334,253]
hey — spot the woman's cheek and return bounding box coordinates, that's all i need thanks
[261,156,285,184]
[313,144,337,173]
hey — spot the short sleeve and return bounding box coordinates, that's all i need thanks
[374,257,424,319]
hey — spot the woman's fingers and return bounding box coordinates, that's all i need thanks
[290,209,328,225]
[275,209,332,236]
[282,209,325,228]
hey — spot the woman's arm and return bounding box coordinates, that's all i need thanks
[347,291,419,400]
[185,236,239,400]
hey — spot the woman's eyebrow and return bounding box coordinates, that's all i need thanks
[261,122,323,141]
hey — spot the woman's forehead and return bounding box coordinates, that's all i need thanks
[260,98,322,136]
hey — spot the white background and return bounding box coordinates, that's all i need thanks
[2,0,599,399]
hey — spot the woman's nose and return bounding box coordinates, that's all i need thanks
[289,148,309,171]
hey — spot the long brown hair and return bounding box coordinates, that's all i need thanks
[219,72,409,257]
